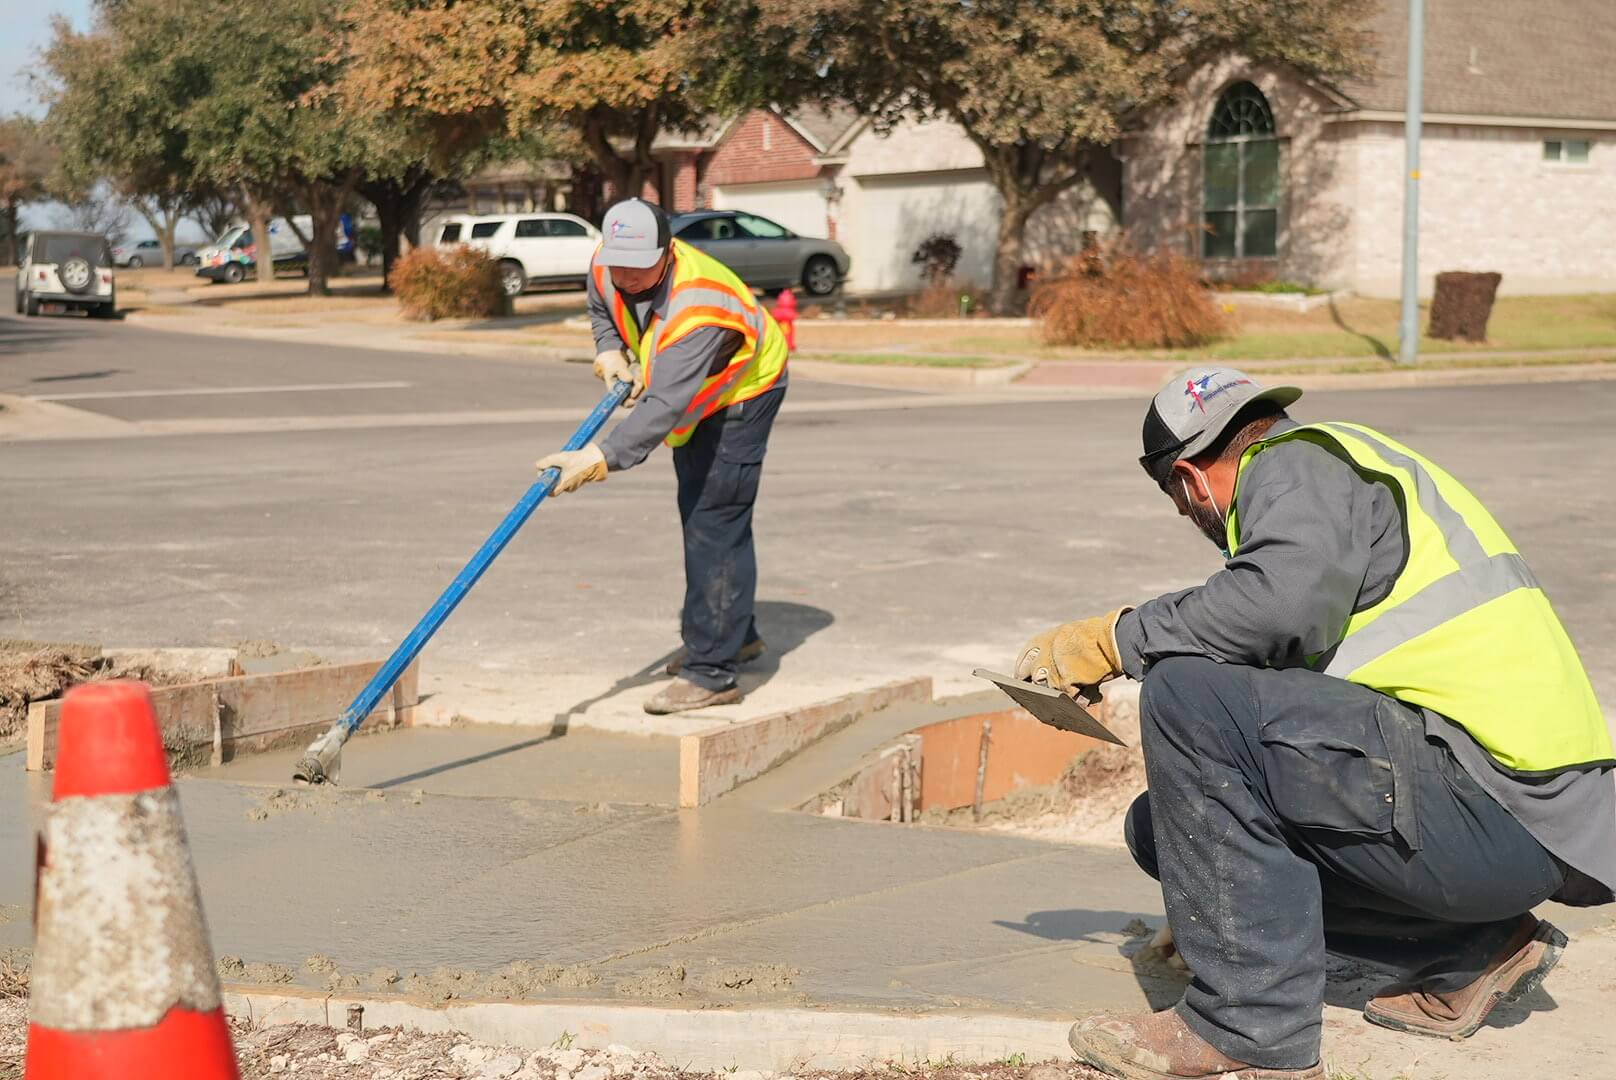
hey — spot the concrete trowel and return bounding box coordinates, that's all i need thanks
[973,669,1127,746]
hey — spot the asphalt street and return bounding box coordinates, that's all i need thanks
[4,281,1615,717]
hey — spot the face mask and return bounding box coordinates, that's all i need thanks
[1180,467,1231,556]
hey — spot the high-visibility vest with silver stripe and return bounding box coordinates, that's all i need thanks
[592,239,788,448]
[1227,421,1612,774]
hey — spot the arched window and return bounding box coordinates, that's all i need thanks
[1204,82,1279,259]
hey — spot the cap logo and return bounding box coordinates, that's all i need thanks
[1183,371,1252,413]
[609,220,647,241]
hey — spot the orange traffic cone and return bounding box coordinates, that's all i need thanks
[26,681,239,1080]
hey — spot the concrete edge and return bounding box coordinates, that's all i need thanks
[789,359,1031,391]
[223,988,1070,1071]
[679,677,935,808]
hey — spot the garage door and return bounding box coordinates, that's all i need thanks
[709,181,831,240]
[843,171,1001,293]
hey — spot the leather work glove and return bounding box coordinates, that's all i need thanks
[593,349,644,407]
[536,444,608,496]
[1014,607,1132,698]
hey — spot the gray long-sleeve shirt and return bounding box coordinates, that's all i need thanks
[1114,419,1616,904]
[587,262,785,471]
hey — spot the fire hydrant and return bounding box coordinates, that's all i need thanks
[772,288,799,352]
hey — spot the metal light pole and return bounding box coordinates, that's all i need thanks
[1398,0,1426,365]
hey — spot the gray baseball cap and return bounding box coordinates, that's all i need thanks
[598,199,671,269]
[1139,367,1302,487]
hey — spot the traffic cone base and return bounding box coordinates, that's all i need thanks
[27,1007,238,1080]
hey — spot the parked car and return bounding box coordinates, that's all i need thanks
[14,230,116,318]
[437,212,600,297]
[669,211,850,296]
[195,218,311,283]
[111,238,198,268]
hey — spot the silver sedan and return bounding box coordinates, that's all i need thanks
[669,211,850,296]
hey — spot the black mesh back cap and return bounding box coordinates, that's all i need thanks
[1139,400,1188,487]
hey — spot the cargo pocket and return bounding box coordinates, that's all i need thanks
[1260,705,1398,839]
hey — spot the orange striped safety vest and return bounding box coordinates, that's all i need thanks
[591,238,788,447]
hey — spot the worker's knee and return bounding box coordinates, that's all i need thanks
[1138,655,1228,743]
[1123,793,1160,882]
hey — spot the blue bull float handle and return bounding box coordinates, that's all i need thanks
[291,380,632,783]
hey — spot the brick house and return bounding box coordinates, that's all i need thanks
[1119,0,1615,296]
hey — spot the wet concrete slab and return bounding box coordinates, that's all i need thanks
[192,723,682,806]
[0,747,1169,1017]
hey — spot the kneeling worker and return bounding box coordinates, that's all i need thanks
[1016,368,1613,1079]
[537,199,788,715]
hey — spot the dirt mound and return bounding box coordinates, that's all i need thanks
[0,645,191,743]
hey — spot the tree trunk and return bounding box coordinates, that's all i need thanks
[240,187,276,285]
[989,197,1033,316]
[2,201,15,265]
[359,169,431,293]
[302,179,354,297]
[160,212,179,272]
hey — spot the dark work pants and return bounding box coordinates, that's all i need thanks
[1126,656,1565,1070]
[671,387,784,691]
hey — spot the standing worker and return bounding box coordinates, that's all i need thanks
[1015,368,1613,1079]
[537,199,789,715]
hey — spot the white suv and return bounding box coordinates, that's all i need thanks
[436,213,600,297]
[15,230,117,318]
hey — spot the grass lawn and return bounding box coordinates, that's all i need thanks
[791,294,1616,365]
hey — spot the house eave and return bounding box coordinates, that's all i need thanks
[1327,110,1616,132]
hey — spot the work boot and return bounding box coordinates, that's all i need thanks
[1068,1009,1323,1080]
[665,637,767,676]
[1363,914,1566,1040]
[643,677,743,715]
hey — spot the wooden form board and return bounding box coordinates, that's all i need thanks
[26,659,418,773]
[679,677,932,808]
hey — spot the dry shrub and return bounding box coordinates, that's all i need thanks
[1030,245,1227,348]
[389,245,506,321]
[907,280,986,319]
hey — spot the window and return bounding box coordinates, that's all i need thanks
[1544,139,1591,163]
[735,214,790,239]
[1203,81,1279,259]
[514,218,549,238]
[439,223,462,243]
[469,221,502,239]
[550,219,589,238]
[678,217,742,241]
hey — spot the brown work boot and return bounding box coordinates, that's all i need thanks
[1068,1009,1323,1080]
[1363,914,1566,1040]
[664,638,767,676]
[643,677,743,715]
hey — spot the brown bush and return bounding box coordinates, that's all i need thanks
[1030,245,1228,349]
[389,245,506,321]
[907,279,987,319]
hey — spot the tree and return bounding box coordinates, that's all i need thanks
[764,1,1373,312]
[337,1,796,200]
[0,116,57,265]
[190,184,239,243]
[41,12,204,269]
[52,188,134,244]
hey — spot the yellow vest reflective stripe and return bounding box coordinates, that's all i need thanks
[1227,421,1612,774]
[592,239,788,448]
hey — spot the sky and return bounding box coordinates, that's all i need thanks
[1,0,205,241]
[0,0,91,118]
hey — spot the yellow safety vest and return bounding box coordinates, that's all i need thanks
[591,239,788,447]
[1227,422,1612,774]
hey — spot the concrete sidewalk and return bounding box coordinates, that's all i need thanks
[4,731,1612,1078]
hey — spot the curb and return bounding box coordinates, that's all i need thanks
[680,678,935,807]
[224,988,1070,1071]
[789,359,1032,391]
